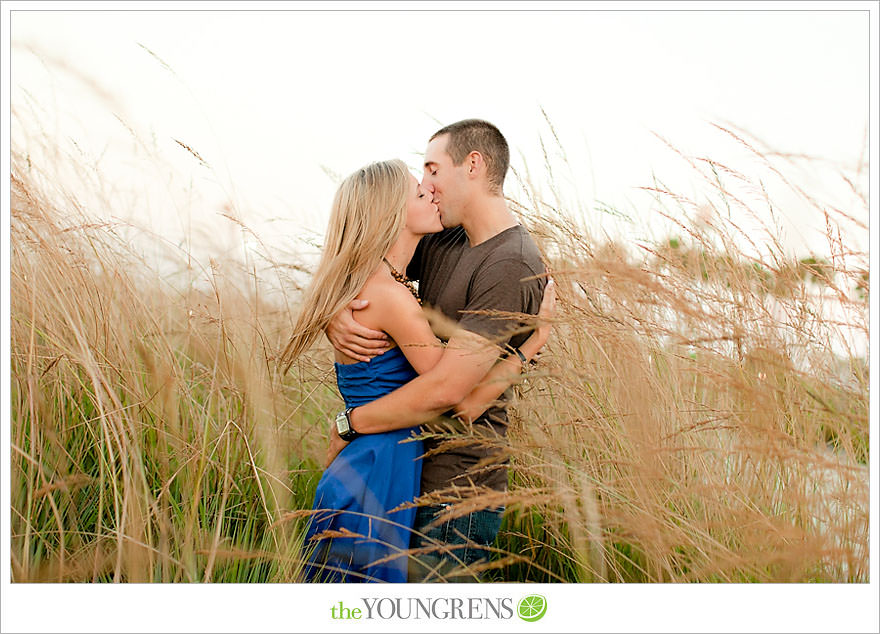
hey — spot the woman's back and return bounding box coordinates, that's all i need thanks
[335,346,418,408]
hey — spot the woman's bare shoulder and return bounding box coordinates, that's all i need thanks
[356,270,421,329]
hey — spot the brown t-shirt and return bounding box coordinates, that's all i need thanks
[408,224,546,494]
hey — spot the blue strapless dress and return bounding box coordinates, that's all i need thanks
[302,346,421,583]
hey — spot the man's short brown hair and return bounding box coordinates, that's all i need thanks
[431,119,509,195]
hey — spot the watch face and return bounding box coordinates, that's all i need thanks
[335,411,349,435]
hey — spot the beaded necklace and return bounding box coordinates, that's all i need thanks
[382,258,422,305]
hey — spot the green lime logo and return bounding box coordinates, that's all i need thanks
[517,594,547,622]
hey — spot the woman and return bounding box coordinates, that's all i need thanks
[280,159,554,583]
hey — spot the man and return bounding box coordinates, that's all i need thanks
[326,119,547,581]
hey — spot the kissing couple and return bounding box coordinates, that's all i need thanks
[281,119,555,583]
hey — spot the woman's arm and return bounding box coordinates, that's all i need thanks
[376,278,555,385]
[452,278,555,423]
[359,280,445,374]
[326,279,555,466]
[372,278,555,422]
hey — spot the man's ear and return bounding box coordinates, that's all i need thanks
[466,151,485,177]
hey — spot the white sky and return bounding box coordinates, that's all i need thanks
[7,4,871,265]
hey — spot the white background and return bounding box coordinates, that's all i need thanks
[6,2,872,261]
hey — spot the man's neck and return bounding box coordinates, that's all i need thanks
[459,195,519,247]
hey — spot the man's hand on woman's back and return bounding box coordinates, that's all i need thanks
[325,299,392,362]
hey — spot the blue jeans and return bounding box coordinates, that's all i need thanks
[408,504,504,582]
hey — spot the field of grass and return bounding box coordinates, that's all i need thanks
[9,121,869,583]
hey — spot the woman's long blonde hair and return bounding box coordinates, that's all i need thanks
[280,159,410,372]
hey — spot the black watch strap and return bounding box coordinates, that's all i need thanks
[504,345,531,372]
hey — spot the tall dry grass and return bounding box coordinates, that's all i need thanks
[489,123,869,583]
[9,142,336,582]
[9,119,868,582]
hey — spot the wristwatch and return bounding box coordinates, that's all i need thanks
[505,345,532,373]
[335,407,360,442]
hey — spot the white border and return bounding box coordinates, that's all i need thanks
[2,2,877,633]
